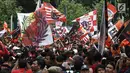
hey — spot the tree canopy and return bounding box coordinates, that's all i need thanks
[57,0,91,25]
[0,0,22,24]
[0,0,129,26]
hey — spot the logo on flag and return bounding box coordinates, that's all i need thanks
[72,10,97,33]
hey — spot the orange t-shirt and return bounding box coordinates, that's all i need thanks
[11,68,33,73]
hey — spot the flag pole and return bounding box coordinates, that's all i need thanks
[98,0,108,55]
[11,15,13,38]
[64,5,67,26]
[114,20,130,43]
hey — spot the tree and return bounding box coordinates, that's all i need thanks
[95,0,104,25]
[0,0,22,24]
[57,0,91,25]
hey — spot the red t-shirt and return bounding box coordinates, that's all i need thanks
[11,68,33,73]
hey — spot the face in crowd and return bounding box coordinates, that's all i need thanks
[105,62,115,73]
[95,64,105,73]
[31,60,40,72]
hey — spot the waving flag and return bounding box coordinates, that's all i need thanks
[0,29,6,38]
[55,21,63,28]
[105,20,123,47]
[42,2,66,24]
[22,9,53,46]
[107,2,117,21]
[77,26,89,43]
[108,20,123,40]
[72,10,97,33]
[17,13,32,34]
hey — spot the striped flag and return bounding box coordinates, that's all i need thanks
[107,2,117,21]
[105,20,123,47]
[42,2,66,24]
[78,26,89,43]
[108,20,123,42]
[72,10,97,33]
[117,20,130,43]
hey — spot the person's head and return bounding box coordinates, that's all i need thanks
[95,64,105,73]
[18,59,27,68]
[80,65,89,73]
[56,55,64,65]
[94,52,102,63]
[73,55,83,70]
[3,55,9,62]
[44,51,55,66]
[31,59,45,71]
[48,66,63,73]
[83,54,93,65]
[105,62,115,73]
[31,60,40,71]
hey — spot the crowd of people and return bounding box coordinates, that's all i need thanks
[0,36,130,73]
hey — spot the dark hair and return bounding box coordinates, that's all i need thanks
[95,64,105,73]
[18,59,27,68]
[107,62,115,70]
[94,52,102,62]
[56,55,65,62]
[46,51,55,61]
[3,55,9,62]
[84,53,93,65]
[37,59,45,69]
[0,69,10,73]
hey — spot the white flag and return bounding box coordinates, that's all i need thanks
[0,29,6,37]
[39,25,53,46]
[17,13,32,33]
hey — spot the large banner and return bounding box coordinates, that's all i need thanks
[17,13,32,33]
[38,25,53,46]
[107,2,117,21]
[72,10,97,33]
[108,20,123,43]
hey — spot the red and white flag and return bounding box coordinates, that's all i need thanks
[42,2,66,24]
[107,2,117,21]
[55,21,63,28]
[72,10,97,33]
[78,26,89,43]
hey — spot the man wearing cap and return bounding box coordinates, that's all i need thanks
[80,65,89,73]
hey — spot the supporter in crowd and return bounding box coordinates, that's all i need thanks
[1,32,130,73]
[83,53,93,73]
[80,65,89,73]
[91,52,102,73]
[105,62,115,73]
[95,64,105,73]
[11,59,33,73]
[31,59,45,73]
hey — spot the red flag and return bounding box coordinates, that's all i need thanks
[73,10,97,33]
[78,26,89,43]
[107,2,117,21]
[42,2,66,24]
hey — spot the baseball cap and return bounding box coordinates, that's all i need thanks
[81,65,89,70]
